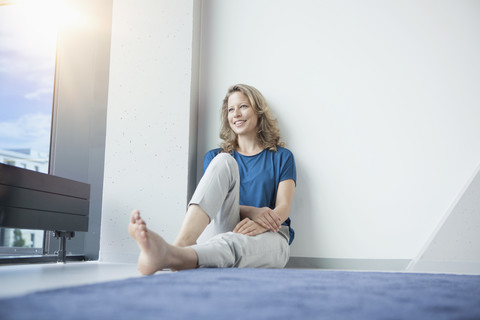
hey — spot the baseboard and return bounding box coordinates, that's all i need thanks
[408,260,480,275]
[0,255,85,265]
[285,257,411,271]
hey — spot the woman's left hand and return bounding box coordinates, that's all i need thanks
[251,207,282,232]
[233,218,267,236]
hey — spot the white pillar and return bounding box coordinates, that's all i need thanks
[100,0,199,263]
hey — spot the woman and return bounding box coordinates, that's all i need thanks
[129,84,296,274]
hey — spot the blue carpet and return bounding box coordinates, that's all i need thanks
[1,268,479,320]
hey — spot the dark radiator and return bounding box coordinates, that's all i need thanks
[0,163,90,262]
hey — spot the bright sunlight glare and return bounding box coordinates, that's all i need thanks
[0,0,93,155]
[2,0,92,46]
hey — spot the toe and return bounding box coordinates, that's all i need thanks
[130,209,140,223]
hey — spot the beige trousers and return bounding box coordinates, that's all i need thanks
[189,153,290,268]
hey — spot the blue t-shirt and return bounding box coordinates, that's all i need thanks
[203,146,296,244]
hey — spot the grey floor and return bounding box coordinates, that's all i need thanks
[0,261,154,298]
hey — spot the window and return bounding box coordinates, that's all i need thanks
[0,0,57,256]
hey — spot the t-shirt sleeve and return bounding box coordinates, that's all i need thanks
[280,149,297,185]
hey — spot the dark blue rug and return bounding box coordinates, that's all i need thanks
[1,268,479,320]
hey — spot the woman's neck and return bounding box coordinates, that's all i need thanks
[236,137,263,156]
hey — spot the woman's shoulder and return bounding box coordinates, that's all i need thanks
[274,146,294,157]
[204,148,224,161]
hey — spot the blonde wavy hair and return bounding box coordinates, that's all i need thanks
[219,84,285,153]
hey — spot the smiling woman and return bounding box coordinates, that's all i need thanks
[0,0,59,253]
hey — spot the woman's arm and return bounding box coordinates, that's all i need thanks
[234,179,295,235]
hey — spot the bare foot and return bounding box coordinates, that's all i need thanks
[129,210,170,275]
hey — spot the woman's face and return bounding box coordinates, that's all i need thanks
[227,91,258,139]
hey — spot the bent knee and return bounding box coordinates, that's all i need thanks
[212,152,236,167]
[208,153,239,178]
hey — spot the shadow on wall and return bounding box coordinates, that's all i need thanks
[289,157,319,257]
[274,103,319,259]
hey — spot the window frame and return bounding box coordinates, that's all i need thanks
[0,0,113,263]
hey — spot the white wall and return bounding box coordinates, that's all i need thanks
[197,0,480,263]
[94,0,480,269]
[100,0,199,262]
[409,164,480,274]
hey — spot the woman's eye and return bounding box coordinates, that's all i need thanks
[240,104,248,108]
